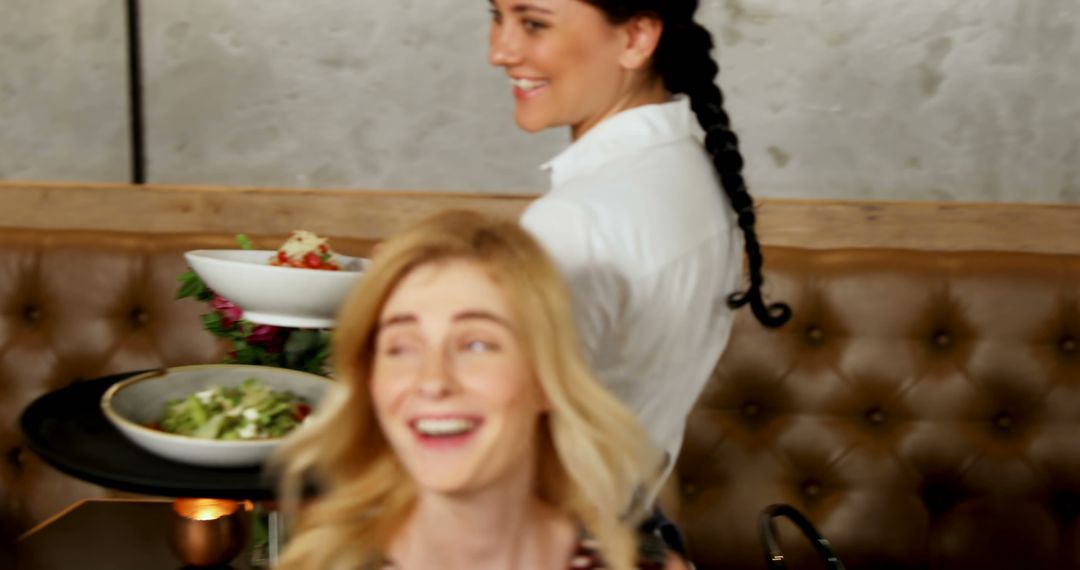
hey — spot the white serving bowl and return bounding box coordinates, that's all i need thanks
[184,249,368,329]
[102,364,333,468]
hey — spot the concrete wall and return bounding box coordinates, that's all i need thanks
[0,0,129,182]
[1,0,1077,202]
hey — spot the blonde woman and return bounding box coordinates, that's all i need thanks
[273,210,684,570]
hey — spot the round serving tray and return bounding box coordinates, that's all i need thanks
[20,371,277,500]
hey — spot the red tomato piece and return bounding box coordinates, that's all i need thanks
[292,404,312,422]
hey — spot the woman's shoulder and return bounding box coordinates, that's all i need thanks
[556,139,715,201]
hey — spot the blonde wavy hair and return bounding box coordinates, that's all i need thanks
[273,210,661,570]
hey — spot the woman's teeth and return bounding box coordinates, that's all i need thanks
[415,418,477,437]
[510,78,548,91]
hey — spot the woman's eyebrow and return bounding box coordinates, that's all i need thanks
[514,4,555,15]
[452,310,514,330]
[503,2,555,15]
[378,313,417,330]
[487,0,555,16]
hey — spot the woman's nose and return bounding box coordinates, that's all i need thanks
[488,24,521,67]
[415,351,456,398]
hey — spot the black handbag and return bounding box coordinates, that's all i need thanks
[758,504,845,569]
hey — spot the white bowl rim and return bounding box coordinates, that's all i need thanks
[101,364,334,445]
[184,249,367,275]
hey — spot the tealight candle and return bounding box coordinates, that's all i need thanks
[171,498,247,567]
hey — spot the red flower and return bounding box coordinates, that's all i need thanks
[247,324,285,353]
[210,294,243,328]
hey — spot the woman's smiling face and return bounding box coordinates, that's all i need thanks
[369,259,547,497]
[487,0,640,139]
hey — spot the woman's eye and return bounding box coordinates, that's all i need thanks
[522,19,548,32]
[489,8,502,24]
[379,338,418,357]
[461,339,498,353]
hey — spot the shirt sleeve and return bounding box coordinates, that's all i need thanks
[521,197,625,366]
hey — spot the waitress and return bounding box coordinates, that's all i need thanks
[488,0,790,517]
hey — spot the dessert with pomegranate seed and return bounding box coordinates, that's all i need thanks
[269,230,341,270]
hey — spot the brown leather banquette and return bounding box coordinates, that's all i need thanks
[2,183,1077,570]
[675,247,1080,569]
[0,228,375,528]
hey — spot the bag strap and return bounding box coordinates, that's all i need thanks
[758,504,845,570]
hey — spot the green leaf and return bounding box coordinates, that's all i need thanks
[236,234,255,250]
[304,346,332,374]
[308,334,333,373]
[251,346,283,368]
[282,330,332,373]
[201,312,227,335]
[232,341,258,364]
[175,270,205,300]
[176,269,214,301]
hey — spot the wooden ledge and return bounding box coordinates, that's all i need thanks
[2,181,1077,254]
[755,199,1080,255]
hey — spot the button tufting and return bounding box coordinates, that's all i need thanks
[933,331,952,348]
[921,480,965,514]
[802,480,822,498]
[6,447,23,469]
[742,401,761,418]
[1061,336,1077,354]
[23,304,41,324]
[806,326,824,343]
[130,307,149,327]
[993,412,1014,431]
[866,408,886,425]
[682,483,699,497]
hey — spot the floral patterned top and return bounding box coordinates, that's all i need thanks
[566,534,668,569]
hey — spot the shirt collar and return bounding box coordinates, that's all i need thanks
[540,97,697,188]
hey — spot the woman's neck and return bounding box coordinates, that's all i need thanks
[387,470,576,569]
[570,77,671,141]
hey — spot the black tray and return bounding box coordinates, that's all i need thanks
[20,371,277,500]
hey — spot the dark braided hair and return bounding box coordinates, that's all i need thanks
[582,0,791,328]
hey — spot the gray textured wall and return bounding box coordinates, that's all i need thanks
[1,0,129,182]
[2,0,1077,202]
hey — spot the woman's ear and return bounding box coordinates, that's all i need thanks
[618,15,663,70]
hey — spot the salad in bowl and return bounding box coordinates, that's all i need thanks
[102,364,333,468]
[184,231,368,329]
[152,377,312,441]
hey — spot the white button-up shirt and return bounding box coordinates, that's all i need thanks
[521,98,743,485]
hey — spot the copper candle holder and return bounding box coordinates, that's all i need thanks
[171,498,248,567]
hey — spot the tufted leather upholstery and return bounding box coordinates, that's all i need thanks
[0,228,374,532]
[4,227,1079,570]
[674,247,1080,569]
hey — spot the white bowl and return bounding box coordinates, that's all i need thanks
[184,249,368,328]
[102,364,333,468]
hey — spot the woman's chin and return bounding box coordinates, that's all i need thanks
[513,112,556,134]
[413,476,477,496]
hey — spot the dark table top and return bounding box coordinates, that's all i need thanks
[19,371,277,500]
[16,499,256,570]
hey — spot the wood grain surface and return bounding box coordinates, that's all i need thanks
[2,181,1076,254]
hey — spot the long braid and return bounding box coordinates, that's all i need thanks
[656,17,791,328]
[582,0,790,328]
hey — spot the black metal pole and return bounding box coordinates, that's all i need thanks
[125,0,146,184]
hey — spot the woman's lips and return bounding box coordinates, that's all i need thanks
[510,77,549,101]
[408,416,483,449]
